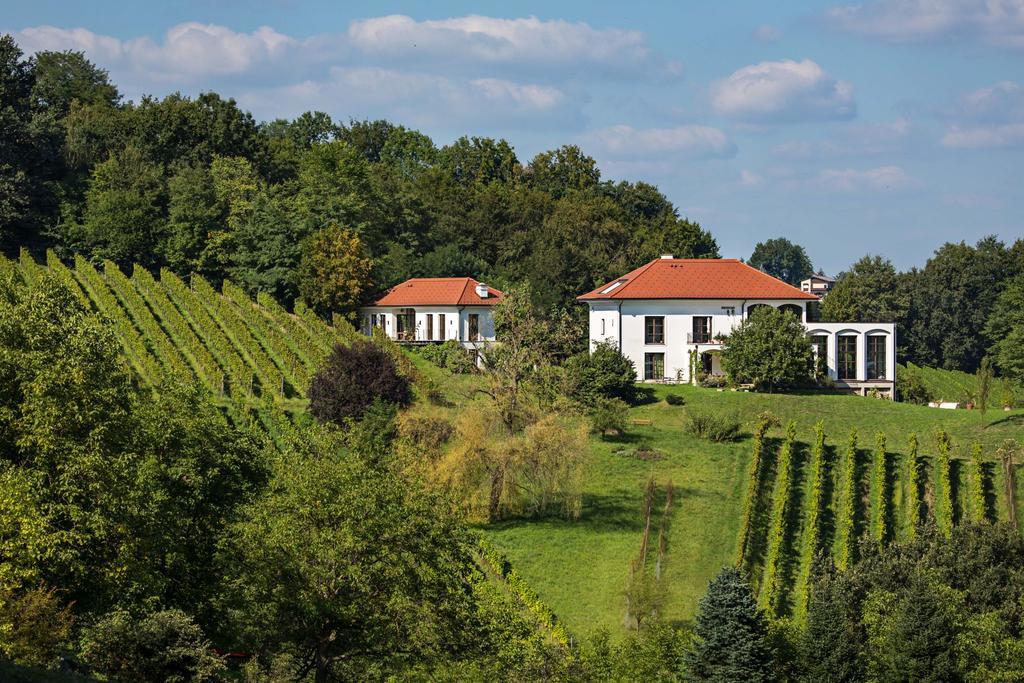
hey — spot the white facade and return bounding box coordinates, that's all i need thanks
[359,305,497,348]
[586,299,896,396]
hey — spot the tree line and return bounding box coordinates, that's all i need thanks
[0,35,717,325]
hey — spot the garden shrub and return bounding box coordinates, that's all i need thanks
[564,341,637,404]
[698,374,728,389]
[417,340,477,374]
[590,396,629,437]
[400,416,455,452]
[684,410,741,443]
[309,341,412,424]
[665,393,685,406]
[897,368,933,404]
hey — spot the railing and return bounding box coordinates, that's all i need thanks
[687,333,720,345]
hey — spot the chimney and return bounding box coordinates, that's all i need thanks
[660,254,674,260]
[475,282,489,298]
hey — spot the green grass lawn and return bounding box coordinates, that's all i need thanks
[484,384,1024,638]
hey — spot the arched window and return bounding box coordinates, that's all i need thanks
[746,303,771,318]
[778,303,803,319]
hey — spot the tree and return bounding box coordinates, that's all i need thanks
[984,273,1024,382]
[79,145,167,267]
[230,188,304,304]
[903,237,1018,371]
[80,609,225,683]
[720,306,814,391]
[564,341,637,404]
[221,425,480,681]
[297,224,374,318]
[524,145,601,199]
[308,341,412,425]
[820,254,907,323]
[748,237,814,286]
[30,50,119,116]
[164,162,226,278]
[685,567,774,682]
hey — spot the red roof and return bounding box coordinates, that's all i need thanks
[578,258,818,301]
[372,278,504,306]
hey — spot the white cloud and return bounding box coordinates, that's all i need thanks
[347,14,681,78]
[236,67,580,128]
[772,119,910,158]
[824,0,1024,50]
[740,169,764,186]
[16,23,310,82]
[710,59,856,123]
[584,124,736,160]
[753,24,782,42]
[816,165,917,191]
[942,123,1024,147]
[941,81,1024,148]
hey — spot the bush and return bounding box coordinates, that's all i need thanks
[590,396,629,437]
[684,410,741,443]
[665,393,685,406]
[80,609,224,683]
[565,341,637,404]
[309,341,412,424]
[417,340,477,374]
[699,374,729,388]
[720,306,813,391]
[400,416,455,452]
[0,586,73,669]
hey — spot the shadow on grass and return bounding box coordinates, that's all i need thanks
[818,444,839,554]
[982,461,998,522]
[631,387,660,405]
[849,445,869,566]
[742,436,782,585]
[986,413,1024,428]
[949,458,963,526]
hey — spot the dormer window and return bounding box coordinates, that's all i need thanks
[601,279,627,294]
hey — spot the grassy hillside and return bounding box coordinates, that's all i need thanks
[900,361,1019,406]
[6,249,364,437]
[483,385,1024,636]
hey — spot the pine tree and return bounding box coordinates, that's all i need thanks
[685,567,773,682]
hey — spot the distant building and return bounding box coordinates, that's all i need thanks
[800,273,836,298]
[578,256,895,398]
[359,277,502,351]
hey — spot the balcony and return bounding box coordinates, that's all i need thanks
[687,333,721,345]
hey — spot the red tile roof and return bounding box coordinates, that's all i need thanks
[372,278,504,306]
[577,258,818,301]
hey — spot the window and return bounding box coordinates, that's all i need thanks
[779,303,803,319]
[601,279,627,294]
[838,335,857,380]
[426,314,434,341]
[644,353,665,380]
[438,313,446,340]
[468,313,480,341]
[867,335,887,380]
[645,316,665,344]
[692,316,712,344]
[722,306,735,316]
[810,334,828,376]
[396,309,415,341]
[601,318,606,336]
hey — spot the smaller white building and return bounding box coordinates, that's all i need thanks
[579,257,896,398]
[801,273,836,298]
[359,277,502,350]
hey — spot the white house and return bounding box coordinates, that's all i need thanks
[578,256,896,398]
[359,277,502,351]
[801,273,836,298]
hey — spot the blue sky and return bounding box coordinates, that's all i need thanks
[5,0,1023,273]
